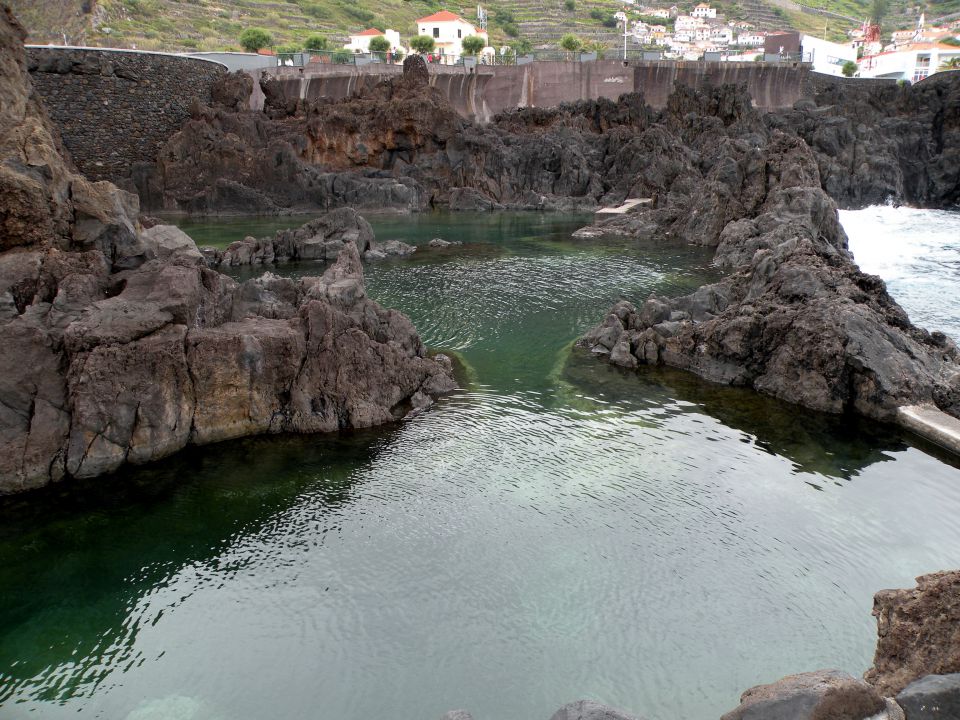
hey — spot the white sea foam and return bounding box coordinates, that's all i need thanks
[841,205,960,341]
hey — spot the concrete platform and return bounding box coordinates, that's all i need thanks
[594,198,652,219]
[897,404,960,456]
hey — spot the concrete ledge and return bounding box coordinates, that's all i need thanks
[897,404,960,455]
[595,198,652,219]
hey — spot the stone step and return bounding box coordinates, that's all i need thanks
[897,404,960,456]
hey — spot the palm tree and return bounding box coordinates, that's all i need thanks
[939,57,960,72]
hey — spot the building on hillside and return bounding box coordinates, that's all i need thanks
[711,26,733,44]
[650,8,672,18]
[800,34,857,76]
[764,30,801,58]
[344,28,403,53]
[675,15,699,31]
[415,10,489,57]
[891,28,918,46]
[859,42,960,82]
[691,3,717,19]
[736,32,766,47]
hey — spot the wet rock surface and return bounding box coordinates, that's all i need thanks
[866,571,960,696]
[0,8,455,494]
[720,670,887,720]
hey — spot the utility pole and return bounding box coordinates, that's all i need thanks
[615,10,628,60]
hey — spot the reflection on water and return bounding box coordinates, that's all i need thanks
[2,211,960,720]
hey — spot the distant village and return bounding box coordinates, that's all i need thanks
[274,1,960,83]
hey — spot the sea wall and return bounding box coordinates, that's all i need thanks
[269,59,814,121]
[26,46,225,182]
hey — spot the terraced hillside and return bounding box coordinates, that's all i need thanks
[6,0,934,53]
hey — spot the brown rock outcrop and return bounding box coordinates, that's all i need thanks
[0,6,455,493]
[579,87,960,423]
[865,571,960,697]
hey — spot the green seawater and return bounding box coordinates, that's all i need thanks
[2,211,959,720]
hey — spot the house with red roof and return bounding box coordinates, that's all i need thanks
[344,27,402,53]
[415,10,489,57]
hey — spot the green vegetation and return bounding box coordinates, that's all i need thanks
[6,0,928,55]
[304,34,329,50]
[368,34,391,52]
[410,35,435,53]
[461,35,486,55]
[841,59,857,76]
[559,33,582,52]
[940,58,960,71]
[239,27,272,52]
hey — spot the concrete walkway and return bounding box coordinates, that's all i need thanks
[897,405,960,456]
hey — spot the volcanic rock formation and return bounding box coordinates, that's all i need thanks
[578,85,960,422]
[0,6,454,494]
[131,57,960,216]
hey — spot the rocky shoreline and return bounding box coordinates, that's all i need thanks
[2,2,960,717]
[0,7,454,494]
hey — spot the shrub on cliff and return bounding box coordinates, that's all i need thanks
[842,60,857,77]
[410,35,435,54]
[239,27,272,52]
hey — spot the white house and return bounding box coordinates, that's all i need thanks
[415,10,489,57]
[675,15,699,31]
[650,8,671,18]
[344,28,402,53]
[799,34,857,76]
[859,42,960,82]
[691,3,717,19]
[736,32,765,47]
[711,26,733,44]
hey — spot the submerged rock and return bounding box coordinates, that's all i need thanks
[549,700,642,720]
[865,572,960,696]
[0,8,455,493]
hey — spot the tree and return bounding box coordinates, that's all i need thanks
[410,35,435,54]
[870,0,888,26]
[393,47,405,62]
[512,38,533,56]
[564,0,575,11]
[940,57,960,71]
[841,60,857,77]
[559,33,582,53]
[368,35,391,53]
[304,34,328,51]
[462,35,485,55]
[239,27,272,53]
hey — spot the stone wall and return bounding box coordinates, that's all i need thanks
[27,47,224,183]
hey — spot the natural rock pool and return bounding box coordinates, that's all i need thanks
[2,210,959,720]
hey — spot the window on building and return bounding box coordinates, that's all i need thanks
[433,27,440,38]
[458,28,462,38]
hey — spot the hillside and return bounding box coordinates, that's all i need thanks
[7,0,933,53]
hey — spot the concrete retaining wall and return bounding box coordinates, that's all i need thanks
[27,46,225,182]
[269,59,814,121]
